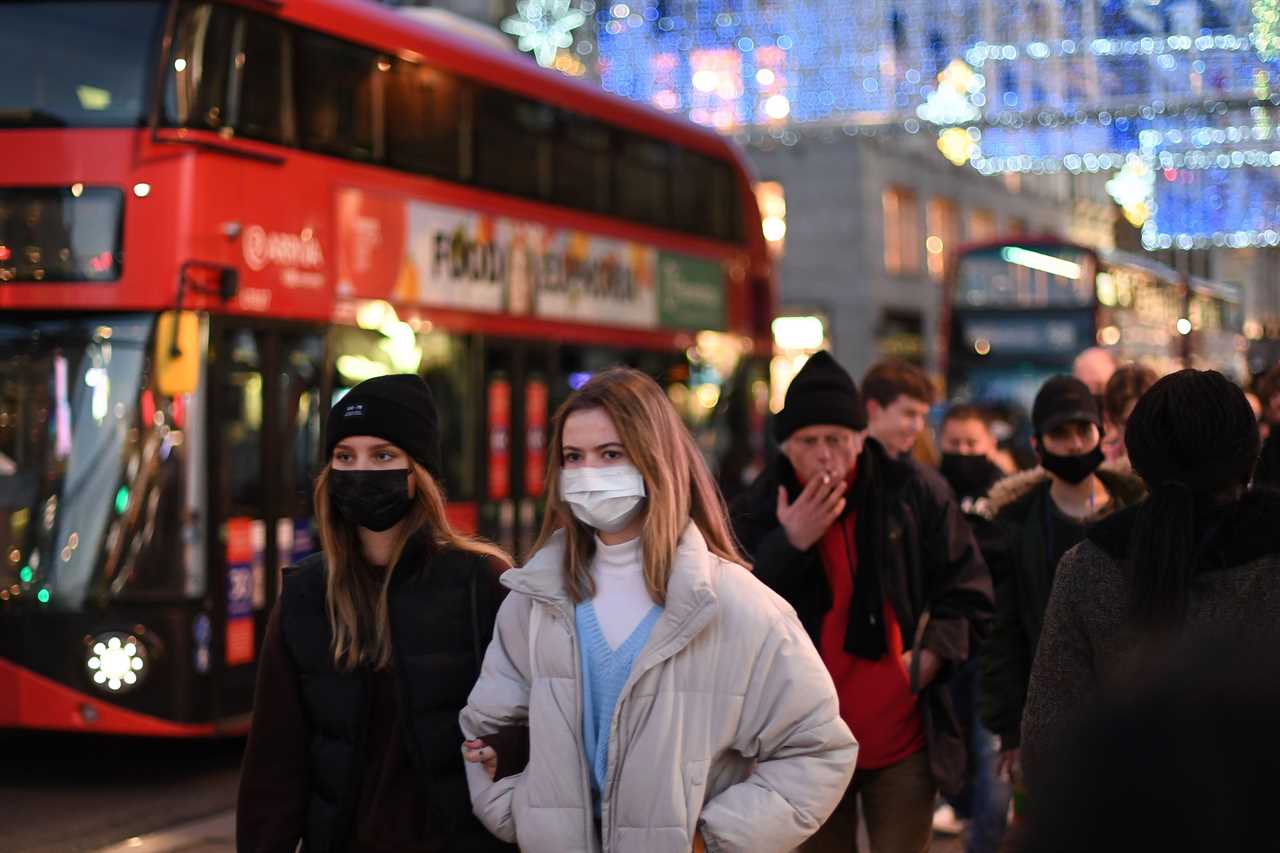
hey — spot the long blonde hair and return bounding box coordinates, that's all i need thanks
[315,461,511,671]
[530,367,746,605]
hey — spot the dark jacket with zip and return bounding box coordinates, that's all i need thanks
[1021,487,1280,791]
[977,466,1146,750]
[729,437,995,797]
[236,538,523,853]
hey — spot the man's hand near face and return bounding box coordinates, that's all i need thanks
[776,473,847,551]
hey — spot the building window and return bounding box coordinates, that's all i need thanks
[883,185,920,276]
[968,208,997,242]
[755,181,786,257]
[926,197,958,281]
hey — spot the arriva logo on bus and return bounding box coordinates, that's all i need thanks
[242,225,326,275]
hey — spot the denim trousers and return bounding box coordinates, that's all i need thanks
[946,660,1011,853]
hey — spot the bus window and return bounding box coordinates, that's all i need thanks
[294,31,379,161]
[671,150,741,241]
[234,12,290,145]
[222,329,264,514]
[385,60,467,181]
[0,187,123,283]
[552,111,612,214]
[420,330,478,502]
[670,148,714,237]
[616,134,671,227]
[710,161,742,243]
[475,89,553,199]
[281,334,325,521]
[0,315,185,608]
[166,2,237,131]
[0,1,167,129]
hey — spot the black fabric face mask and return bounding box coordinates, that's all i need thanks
[939,453,1003,500]
[1039,445,1105,485]
[329,469,412,532]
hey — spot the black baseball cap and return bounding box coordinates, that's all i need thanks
[1032,375,1102,436]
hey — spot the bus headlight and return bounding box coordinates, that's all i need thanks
[86,631,149,693]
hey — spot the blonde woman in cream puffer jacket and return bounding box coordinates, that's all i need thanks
[460,525,857,853]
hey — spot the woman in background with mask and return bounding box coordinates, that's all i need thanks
[460,367,856,853]
[977,376,1145,801]
[238,374,519,853]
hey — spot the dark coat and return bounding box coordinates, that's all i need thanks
[730,438,995,797]
[238,537,517,853]
[1254,430,1280,488]
[976,466,1146,749]
[1021,487,1280,791]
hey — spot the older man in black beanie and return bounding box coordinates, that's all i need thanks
[731,351,993,853]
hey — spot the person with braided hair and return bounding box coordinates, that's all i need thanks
[1021,369,1280,794]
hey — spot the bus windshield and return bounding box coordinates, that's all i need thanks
[0,1,166,128]
[0,315,151,611]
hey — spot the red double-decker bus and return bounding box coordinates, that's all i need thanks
[0,0,773,735]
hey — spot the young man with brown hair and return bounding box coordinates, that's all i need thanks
[863,360,936,460]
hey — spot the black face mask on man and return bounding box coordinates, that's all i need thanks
[939,453,1004,500]
[329,469,413,532]
[1039,444,1105,485]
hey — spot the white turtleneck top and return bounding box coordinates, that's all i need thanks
[590,535,657,651]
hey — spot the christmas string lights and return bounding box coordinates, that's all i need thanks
[592,0,1260,133]
[579,0,1280,244]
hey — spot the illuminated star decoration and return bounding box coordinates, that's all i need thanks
[501,0,586,68]
[1105,154,1156,228]
[916,60,985,127]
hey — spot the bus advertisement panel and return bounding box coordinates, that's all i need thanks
[336,189,727,331]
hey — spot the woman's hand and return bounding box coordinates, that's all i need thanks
[462,738,498,780]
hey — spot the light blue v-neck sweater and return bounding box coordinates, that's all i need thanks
[575,599,662,810]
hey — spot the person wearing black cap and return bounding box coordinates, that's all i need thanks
[977,375,1145,798]
[731,351,994,853]
[238,374,522,853]
[1021,369,1279,799]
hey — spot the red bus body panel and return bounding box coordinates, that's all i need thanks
[0,657,248,737]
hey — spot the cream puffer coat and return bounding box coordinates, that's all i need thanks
[460,524,858,853]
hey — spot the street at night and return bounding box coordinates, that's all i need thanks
[2,732,244,852]
[7,0,1280,850]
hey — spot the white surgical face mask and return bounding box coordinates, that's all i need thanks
[559,464,647,533]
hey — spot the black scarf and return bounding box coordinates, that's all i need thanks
[846,443,888,660]
[776,443,889,661]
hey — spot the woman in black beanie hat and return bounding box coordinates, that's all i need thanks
[238,374,521,853]
[1022,370,1280,793]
